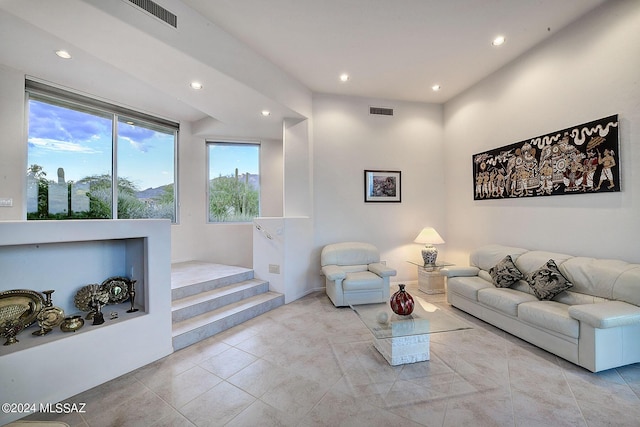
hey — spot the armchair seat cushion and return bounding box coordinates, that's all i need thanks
[343,271,384,291]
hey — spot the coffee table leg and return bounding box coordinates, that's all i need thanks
[372,334,430,365]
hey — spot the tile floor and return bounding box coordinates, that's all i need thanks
[22,284,640,427]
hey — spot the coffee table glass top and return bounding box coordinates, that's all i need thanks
[407,260,454,271]
[350,296,471,340]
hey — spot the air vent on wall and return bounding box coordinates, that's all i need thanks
[128,0,177,28]
[370,106,394,116]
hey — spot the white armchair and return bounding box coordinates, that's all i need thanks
[321,242,397,307]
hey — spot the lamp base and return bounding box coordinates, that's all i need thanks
[421,245,438,265]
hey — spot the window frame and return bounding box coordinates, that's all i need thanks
[25,79,179,223]
[206,140,261,223]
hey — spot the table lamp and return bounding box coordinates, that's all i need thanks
[414,227,445,265]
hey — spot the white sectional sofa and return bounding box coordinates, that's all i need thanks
[443,244,640,372]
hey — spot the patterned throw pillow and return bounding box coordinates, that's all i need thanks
[489,255,524,288]
[526,259,573,300]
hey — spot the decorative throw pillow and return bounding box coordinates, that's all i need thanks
[526,259,573,300]
[489,255,524,288]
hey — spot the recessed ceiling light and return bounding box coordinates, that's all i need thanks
[492,35,506,46]
[55,50,72,59]
[432,84,441,92]
[261,110,271,116]
[339,73,350,82]
[190,81,203,90]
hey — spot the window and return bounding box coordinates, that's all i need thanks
[207,142,260,222]
[26,80,178,222]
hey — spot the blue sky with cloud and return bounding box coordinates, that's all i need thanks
[209,143,259,178]
[28,100,174,189]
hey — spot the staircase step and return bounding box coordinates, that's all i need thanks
[171,279,269,322]
[171,261,254,300]
[172,291,284,351]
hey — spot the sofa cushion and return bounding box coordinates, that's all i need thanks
[560,257,640,304]
[515,250,572,276]
[470,244,528,271]
[478,288,538,316]
[342,271,383,291]
[478,269,493,283]
[518,301,579,338]
[553,290,609,305]
[613,266,640,306]
[448,276,493,301]
[511,280,535,295]
[489,255,524,288]
[526,259,573,300]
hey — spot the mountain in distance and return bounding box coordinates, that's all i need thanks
[137,173,259,199]
[136,185,170,199]
[209,173,260,189]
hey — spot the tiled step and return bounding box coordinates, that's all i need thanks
[171,279,269,322]
[172,291,284,351]
[171,261,254,300]
[170,261,284,351]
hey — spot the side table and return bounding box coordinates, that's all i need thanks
[407,261,453,294]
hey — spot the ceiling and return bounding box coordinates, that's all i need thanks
[183,0,608,103]
[0,0,608,139]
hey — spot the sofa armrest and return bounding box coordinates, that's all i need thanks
[568,301,640,328]
[441,266,480,278]
[368,263,397,277]
[321,265,346,281]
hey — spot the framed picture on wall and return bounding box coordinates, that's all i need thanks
[472,115,620,200]
[364,170,401,203]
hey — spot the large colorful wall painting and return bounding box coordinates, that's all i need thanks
[472,115,619,200]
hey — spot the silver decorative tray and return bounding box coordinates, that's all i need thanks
[0,289,45,328]
[101,277,132,305]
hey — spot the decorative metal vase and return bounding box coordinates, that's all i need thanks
[390,284,414,316]
[33,289,65,336]
[126,280,139,313]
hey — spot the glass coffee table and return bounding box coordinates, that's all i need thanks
[350,295,471,365]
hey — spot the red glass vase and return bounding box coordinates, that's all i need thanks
[390,284,414,315]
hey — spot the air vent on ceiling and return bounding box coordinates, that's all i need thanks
[369,106,394,116]
[128,0,177,28]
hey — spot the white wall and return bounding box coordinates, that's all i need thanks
[0,66,26,221]
[443,0,640,265]
[313,94,445,284]
[171,128,284,267]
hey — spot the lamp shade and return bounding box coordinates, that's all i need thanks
[414,227,445,245]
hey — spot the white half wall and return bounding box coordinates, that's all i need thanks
[443,0,640,265]
[312,94,445,285]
